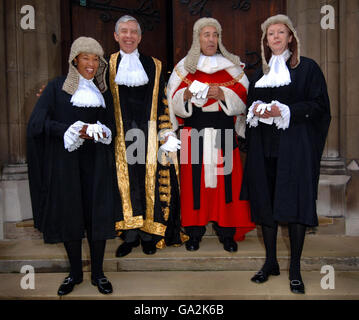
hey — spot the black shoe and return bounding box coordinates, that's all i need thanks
[290,279,305,294]
[91,276,113,295]
[222,238,238,252]
[57,276,83,296]
[251,264,280,284]
[185,238,200,251]
[115,239,140,257]
[141,240,157,255]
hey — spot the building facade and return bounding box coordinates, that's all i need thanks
[0,0,358,239]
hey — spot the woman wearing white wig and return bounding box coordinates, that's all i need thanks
[27,37,118,296]
[241,15,331,294]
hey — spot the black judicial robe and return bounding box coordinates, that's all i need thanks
[108,52,183,247]
[27,76,119,243]
[240,57,331,227]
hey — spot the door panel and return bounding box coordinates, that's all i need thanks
[61,0,286,78]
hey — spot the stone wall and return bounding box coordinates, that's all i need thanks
[0,0,62,238]
[0,0,9,166]
[340,0,359,235]
[1,0,62,165]
[287,0,359,235]
[287,0,340,159]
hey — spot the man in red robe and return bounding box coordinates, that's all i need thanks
[167,17,255,252]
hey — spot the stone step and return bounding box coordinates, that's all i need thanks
[0,270,358,300]
[2,216,347,242]
[1,235,358,274]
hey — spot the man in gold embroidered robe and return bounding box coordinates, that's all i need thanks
[109,15,183,257]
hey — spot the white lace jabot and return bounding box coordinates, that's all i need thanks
[70,75,106,108]
[196,53,234,74]
[115,49,149,87]
[255,49,292,88]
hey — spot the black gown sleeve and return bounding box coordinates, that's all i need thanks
[288,60,331,125]
[28,79,69,139]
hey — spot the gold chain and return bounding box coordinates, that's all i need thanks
[174,66,244,87]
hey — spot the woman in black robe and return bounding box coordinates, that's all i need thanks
[27,37,118,296]
[240,15,331,294]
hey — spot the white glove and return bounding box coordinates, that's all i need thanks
[86,123,104,141]
[64,121,85,152]
[160,135,181,153]
[189,80,209,96]
[256,103,274,125]
[95,121,112,145]
[189,80,209,107]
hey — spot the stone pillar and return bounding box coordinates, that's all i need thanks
[340,0,359,235]
[0,0,9,168]
[0,0,62,231]
[3,0,62,165]
[287,0,340,159]
[287,0,359,235]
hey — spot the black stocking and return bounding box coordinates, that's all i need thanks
[88,239,106,280]
[64,241,83,280]
[261,223,279,271]
[288,223,307,281]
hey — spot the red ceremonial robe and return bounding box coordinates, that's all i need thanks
[167,57,255,240]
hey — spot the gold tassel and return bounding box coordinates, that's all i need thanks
[180,232,190,243]
[159,186,170,194]
[159,122,172,130]
[156,239,166,249]
[159,170,170,177]
[159,115,170,122]
[162,207,170,221]
[160,194,170,203]
[159,177,170,186]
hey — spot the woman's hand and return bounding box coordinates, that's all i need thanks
[254,104,282,118]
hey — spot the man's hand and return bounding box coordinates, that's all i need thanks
[183,87,192,101]
[207,86,224,101]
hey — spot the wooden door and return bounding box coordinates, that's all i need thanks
[61,0,286,79]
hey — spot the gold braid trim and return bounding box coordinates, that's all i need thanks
[139,57,168,237]
[175,66,245,87]
[159,177,170,185]
[159,122,172,129]
[159,170,170,177]
[162,207,170,221]
[156,239,166,249]
[159,115,170,122]
[159,186,171,194]
[110,52,144,230]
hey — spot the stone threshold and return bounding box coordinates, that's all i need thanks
[0,271,358,300]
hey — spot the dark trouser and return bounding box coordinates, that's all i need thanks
[64,239,106,281]
[122,229,153,243]
[63,142,107,281]
[185,222,235,241]
[262,157,307,280]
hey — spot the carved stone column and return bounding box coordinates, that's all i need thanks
[3,0,62,164]
[0,0,62,237]
[0,0,9,167]
[287,0,340,159]
[287,0,359,235]
[339,0,359,235]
